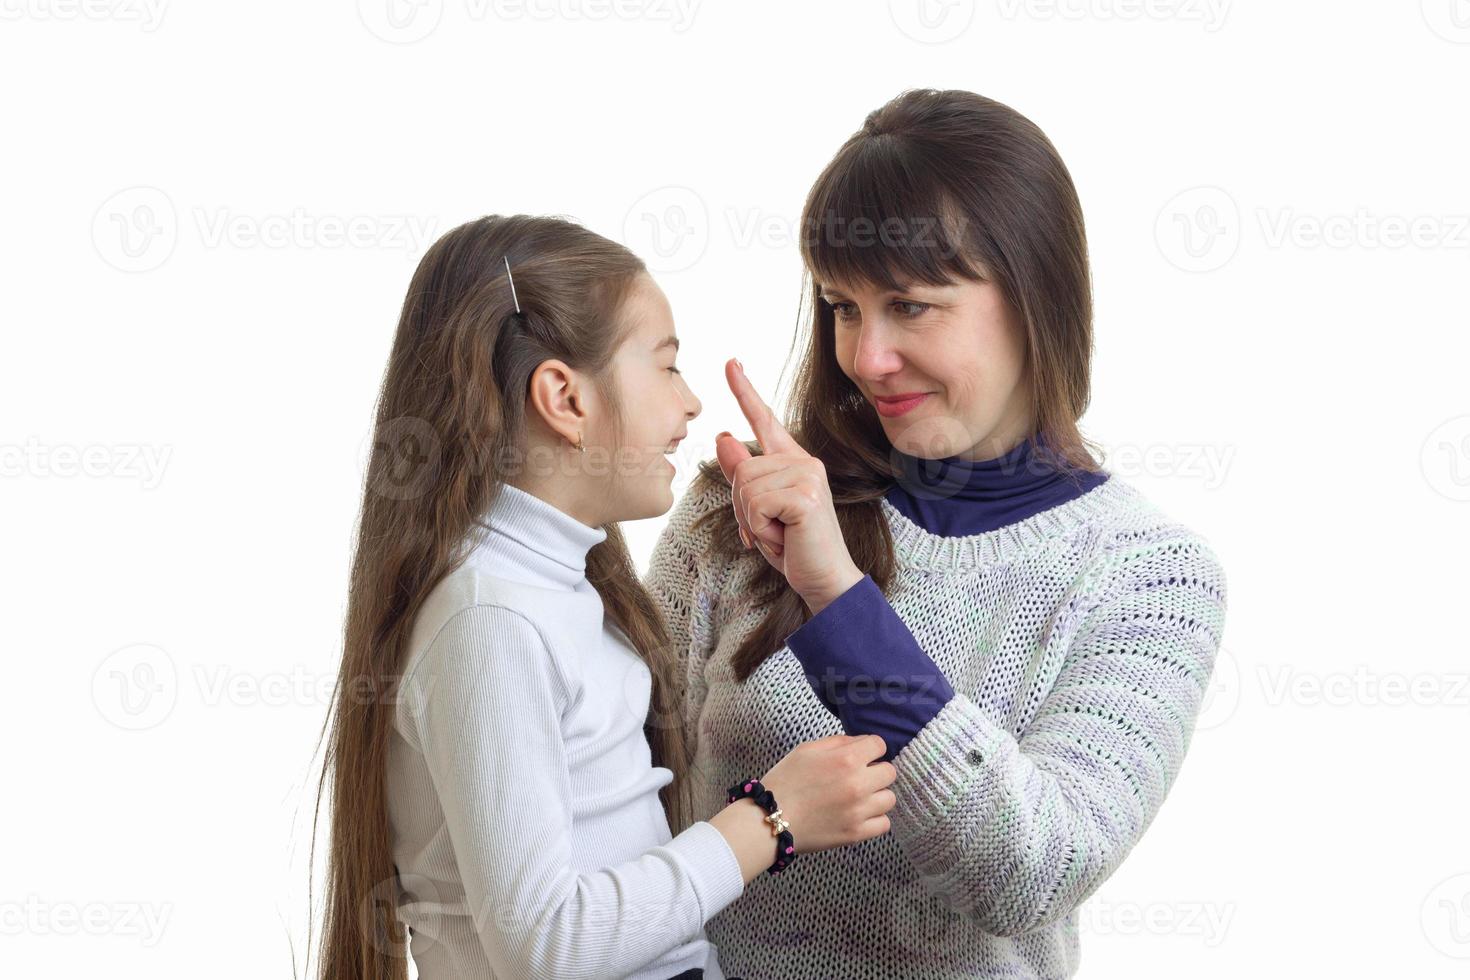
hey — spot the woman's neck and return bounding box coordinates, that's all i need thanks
[891,432,1054,501]
[885,432,1109,537]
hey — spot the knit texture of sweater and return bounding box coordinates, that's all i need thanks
[643,469,1228,980]
[784,433,1112,762]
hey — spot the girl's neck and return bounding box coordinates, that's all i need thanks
[504,476,606,531]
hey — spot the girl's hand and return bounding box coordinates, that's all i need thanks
[714,358,864,615]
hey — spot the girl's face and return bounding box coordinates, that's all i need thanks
[601,273,702,521]
[822,274,1034,461]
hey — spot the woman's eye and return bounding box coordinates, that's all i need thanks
[667,365,681,375]
[829,300,927,321]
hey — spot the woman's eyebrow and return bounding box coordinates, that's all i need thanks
[820,283,922,301]
[652,335,680,352]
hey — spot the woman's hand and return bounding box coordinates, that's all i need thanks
[715,358,864,615]
[707,734,896,883]
[759,733,896,852]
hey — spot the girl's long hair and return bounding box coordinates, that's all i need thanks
[692,88,1107,682]
[303,214,694,979]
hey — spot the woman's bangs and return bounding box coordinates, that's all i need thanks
[800,141,982,294]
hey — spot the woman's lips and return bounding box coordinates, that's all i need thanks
[874,393,931,418]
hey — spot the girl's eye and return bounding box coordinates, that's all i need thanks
[667,366,681,375]
[894,301,930,317]
[830,301,858,321]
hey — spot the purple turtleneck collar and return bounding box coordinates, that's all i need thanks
[884,432,1109,538]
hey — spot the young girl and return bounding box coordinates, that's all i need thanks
[309,214,897,980]
[646,89,1230,978]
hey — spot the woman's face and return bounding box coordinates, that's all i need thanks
[822,274,1034,462]
[601,273,702,521]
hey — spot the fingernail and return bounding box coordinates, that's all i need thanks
[734,358,744,374]
[717,430,732,441]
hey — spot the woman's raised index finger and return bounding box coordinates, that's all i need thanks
[725,358,801,455]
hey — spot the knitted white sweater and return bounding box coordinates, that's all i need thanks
[644,472,1228,979]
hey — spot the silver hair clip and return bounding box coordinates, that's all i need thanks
[503,255,521,314]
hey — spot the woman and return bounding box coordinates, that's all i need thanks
[644,89,1229,978]
[309,214,897,980]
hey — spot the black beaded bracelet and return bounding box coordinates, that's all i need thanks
[725,777,798,875]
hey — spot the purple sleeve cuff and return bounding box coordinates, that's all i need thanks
[783,575,955,762]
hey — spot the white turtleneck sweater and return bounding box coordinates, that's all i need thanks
[385,483,745,980]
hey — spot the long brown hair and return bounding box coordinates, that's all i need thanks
[304,214,695,979]
[692,88,1107,683]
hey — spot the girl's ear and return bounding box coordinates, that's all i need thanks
[526,358,591,445]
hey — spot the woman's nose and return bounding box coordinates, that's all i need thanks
[854,326,903,380]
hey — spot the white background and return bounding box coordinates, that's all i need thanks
[3,1,1468,977]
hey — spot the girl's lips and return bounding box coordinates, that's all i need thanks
[874,393,931,418]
